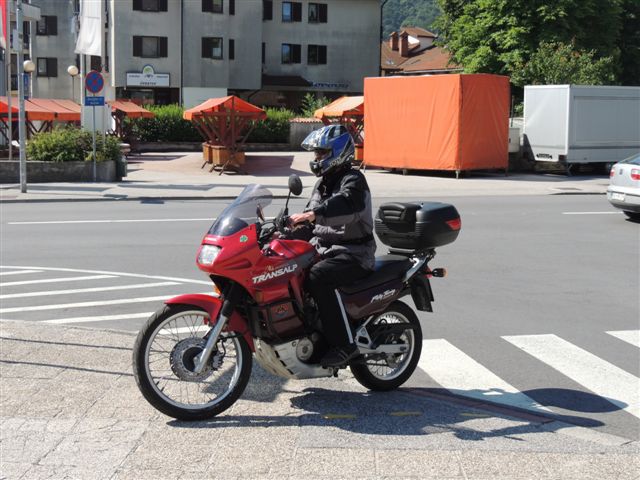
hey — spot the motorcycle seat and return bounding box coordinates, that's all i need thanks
[339,255,412,295]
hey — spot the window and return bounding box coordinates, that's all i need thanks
[36,15,57,35]
[229,0,235,15]
[281,43,301,64]
[308,44,327,65]
[202,37,223,59]
[282,1,301,22]
[90,55,101,71]
[37,57,57,77]
[263,0,272,20]
[308,3,327,23]
[228,39,235,60]
[132,36,168,58]
[262,42,265,64]
[133,0,168,12]
[202,0,223,13]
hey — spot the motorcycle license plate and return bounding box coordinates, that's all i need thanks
[611,192,625,201]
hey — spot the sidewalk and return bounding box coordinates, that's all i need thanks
[0,151,610,203]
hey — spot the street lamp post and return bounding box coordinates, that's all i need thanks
[16,0,28,193]
[67,65,79,102]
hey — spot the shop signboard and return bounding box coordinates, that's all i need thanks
[126,65,170,87]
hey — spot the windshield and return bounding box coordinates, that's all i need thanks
[208,184,273,237]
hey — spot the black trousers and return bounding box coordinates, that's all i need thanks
[305,253,371,347]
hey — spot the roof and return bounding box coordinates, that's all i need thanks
[401,27,437,39]
[183,96,266,121]
[401,47,461,73]
[0,97,81,121]
[314,96,364,119]
[109,100,155,118]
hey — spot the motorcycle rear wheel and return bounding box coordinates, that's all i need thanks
[132,304,252,421]
[350,301,422,391]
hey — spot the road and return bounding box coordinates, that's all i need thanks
[1,194,638,441]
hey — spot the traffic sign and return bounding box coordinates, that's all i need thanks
[85,70,104,94]
[85,96,105,107]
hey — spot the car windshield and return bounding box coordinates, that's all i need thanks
[621,153,640,165]
[208,184,273,237]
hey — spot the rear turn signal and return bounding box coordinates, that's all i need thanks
[446,218,462,230]
[431,268,447,278]
[631,169,640,181]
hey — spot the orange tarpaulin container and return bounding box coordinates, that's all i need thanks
[364,74,509,173]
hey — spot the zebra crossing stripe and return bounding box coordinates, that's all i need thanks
[606,330,640,348]
[419,339,550,413]
[503,334,640,419]
[0,281,178,300]
[0,275,116,287]
[0,270,43,276]
[44,312,154,324]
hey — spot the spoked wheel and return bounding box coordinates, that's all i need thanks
[132,304,252,420]
[350,301,422,391]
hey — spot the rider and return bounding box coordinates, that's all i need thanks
[289,125,375,368]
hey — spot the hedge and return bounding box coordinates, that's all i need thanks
[26,127,122,163]
[125,104,295,144]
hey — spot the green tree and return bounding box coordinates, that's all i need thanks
[512,41,616,86]
[434,0,624,86]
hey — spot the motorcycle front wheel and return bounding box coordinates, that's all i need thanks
[132,304,252,420]
[350,301,422,391]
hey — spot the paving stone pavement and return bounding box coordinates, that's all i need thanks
[0,320,638,480]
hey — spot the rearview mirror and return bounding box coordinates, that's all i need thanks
[288,174,303,196]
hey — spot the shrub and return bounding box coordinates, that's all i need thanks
[246,107,295,143]
[300,93,330,118]
[126,104,201,142]
[26,126,121,163]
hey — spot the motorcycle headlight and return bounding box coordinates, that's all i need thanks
[198,245,221,265]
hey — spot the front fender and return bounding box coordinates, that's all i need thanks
[165,294,254,351]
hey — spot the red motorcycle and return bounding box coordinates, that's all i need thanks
[133,175,461,420]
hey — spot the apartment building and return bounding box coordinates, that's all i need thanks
[13,0,380,108]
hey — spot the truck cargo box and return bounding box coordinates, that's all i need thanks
[523,85,640,166]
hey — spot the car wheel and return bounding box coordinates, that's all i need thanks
[623,211,640,222]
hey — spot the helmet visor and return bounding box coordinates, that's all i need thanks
[314,149,331,162]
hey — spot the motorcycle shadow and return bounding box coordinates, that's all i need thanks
[169,386,622,443]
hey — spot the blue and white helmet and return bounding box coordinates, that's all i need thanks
[302,125,355,177]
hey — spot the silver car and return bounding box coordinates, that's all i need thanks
[607,153,640,221]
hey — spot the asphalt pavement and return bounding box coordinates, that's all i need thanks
[2,152,637,480]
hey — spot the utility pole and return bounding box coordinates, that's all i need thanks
[16,0,27,193]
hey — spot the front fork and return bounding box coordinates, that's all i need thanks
[193,285,240,374]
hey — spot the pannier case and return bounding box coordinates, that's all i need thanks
[375,202,461,251]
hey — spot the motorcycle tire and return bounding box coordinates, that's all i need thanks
[132,304,252,421]
[350,301,422,391]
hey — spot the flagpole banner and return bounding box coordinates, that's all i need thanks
[0,0,8,50]
[75,0,103,56]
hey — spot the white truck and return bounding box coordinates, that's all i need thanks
[523,85,640,173]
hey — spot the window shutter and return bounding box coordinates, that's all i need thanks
[293,44,301,63]
[202,0,212,12]
[229,39,235,60]
[292,2,301,21]
[48,58,58,77]
[262,42,265,63]
[159,0,168,11]
[229,0,235,15]
[133,36,142,56]
[133,0,142,10]
[202,37,210,58]
[319,45,327,64]
[159,37,168,57]
[319,4,327,22]
[47,16,57,35]
[263,0,272,20]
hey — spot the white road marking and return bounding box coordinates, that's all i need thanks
[0,294,211,314]
[562,212,621,215]
[504,334,640,419]
[8,218,212,225]
[0,265,212,285]
[0,270,43,276]
[419,339,550,412]
[44,312,154,324]
[0,281,178,300]
[158,326,210,336]
[606,330,640,348]
[0,274,116,287]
